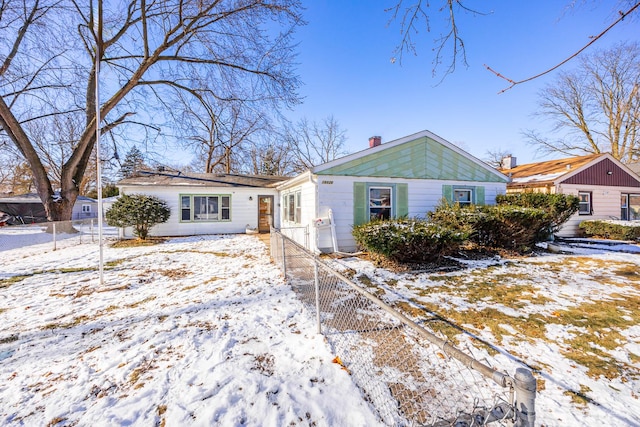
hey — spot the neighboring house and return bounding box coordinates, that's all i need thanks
[499,153,640,237]
[116,171,287,237]
[0,193,98,223]
[278,130,509,252]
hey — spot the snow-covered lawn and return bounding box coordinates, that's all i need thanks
[2,231,639,426]
[0,234,380,426]
[328,243,640,427]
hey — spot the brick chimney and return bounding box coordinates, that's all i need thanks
[369,136,382,148]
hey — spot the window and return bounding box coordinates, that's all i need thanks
[622,194,640,220]
[282,190,301,224]
[369,187,392,220]
[81,204,91,213]
[453,188,473,206]
[180,194,231,222]
[578,192,592,215]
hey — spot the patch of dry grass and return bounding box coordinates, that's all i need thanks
[381,255,640,382]
[111,237,167,248]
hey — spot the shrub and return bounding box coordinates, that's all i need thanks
[496,192,580,237]
[474,205,549,252]
[106,194,170,240]
[579,220,640,240]
[428,201,548,253]
[352,218,470,264]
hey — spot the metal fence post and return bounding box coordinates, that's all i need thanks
[52,222,57,251]
[514,368,536,427]
[313,257,321,334]
[91,219,94,243]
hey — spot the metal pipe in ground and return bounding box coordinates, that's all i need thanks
[514,367,537,427]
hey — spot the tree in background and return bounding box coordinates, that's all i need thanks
[0,0,301,222]
[285,116,348,172]
[106,194,170,240]
[86,183,119,200]
[483,148,512,168]
[245,142,296,176]
[119,147,147,179]
[174,91,269,174]
[389,1,639,83]
[0,141,33,194]
[525,42,640,163]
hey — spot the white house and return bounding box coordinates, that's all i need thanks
[115,130,509,250]
[278,130,509,252]
[116,172,287,237]
[499,153,640,237]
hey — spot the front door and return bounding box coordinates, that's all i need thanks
[258,195,274,233]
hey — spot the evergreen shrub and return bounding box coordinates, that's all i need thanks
[579,220,640,240]
[352,218,470,264]
[106,194,170,240]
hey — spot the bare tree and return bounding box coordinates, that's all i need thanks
[245,136,297,176]
[388,1,639,82]
[483,148,513,168]
[525,42,640,163]
[387,0,487,78]
[285,116,348,172]
[175,90,270,174]
[0,0,302,222]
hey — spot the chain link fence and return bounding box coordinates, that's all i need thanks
[0,219,117,252]
[271,229,536,427]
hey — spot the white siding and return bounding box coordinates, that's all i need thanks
[316,176,506,252]
[118,185,279,237]
[556,184,635,237]
[279,179,316,250]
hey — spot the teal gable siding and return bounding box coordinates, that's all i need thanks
[317,136,507,183]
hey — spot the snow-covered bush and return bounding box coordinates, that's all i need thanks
[352,218,470,264]
[106,194,170,240]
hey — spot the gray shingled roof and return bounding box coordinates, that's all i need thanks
[118,171,289,188]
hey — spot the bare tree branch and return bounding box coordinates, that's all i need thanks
[486,1,640,93]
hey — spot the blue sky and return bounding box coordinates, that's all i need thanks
[285,1,639,165]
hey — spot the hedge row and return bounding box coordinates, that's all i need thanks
[579,220,640,240]
[352,193,581,264]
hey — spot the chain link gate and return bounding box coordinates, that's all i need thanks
[271,229,536,427]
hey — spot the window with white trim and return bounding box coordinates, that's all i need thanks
[282,190,301,224]
[369,186,392,220]
[82,204,91,213]
[180,194,231,222]
[578,191,592,215]
[453,188,473,206]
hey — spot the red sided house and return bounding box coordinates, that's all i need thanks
[499,153,640,237]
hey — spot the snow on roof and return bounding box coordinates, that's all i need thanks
[500,154,604,185]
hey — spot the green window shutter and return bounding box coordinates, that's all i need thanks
[442,184,453,203]
[353,182,367,225]
[396,183,409,217]
[475,186,485,205]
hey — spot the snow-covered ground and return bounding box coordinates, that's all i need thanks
[1,230,639,426]
[328,242,640,427]
[0,233,380,426]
